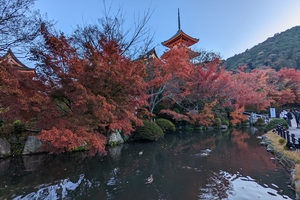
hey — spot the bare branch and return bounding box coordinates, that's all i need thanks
[0,0,54,55]
[71,0,155,59]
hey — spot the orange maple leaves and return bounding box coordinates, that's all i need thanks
[3,25,300,155]
[38,127,106,155]
[29,27,149,153]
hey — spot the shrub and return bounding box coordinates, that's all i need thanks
[278,138,286,145]
[135,120,164,141]
[172,103,183,113]
[155,118,176,133]
[263,118,288,132]
[186,126,195,132]
[13,120,26,135]
[222,119,230,127]
[255,117,265,126]
[173,108,180,114]
[108,140,122,147]
[213,117,222,127]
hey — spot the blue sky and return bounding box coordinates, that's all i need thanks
[34,0,300,60]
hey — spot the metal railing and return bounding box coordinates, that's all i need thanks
[272,123,300,150]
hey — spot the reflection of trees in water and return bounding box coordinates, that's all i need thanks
[198,170,234,199]
[12,174,101,199]
[199,170,293,200]
[231,129,250,150]
[104,167,124,199]
[169,130,231,155]
[0,153,94,198]
[188,129,276,175]
[0,128,292,199]
[10,165,122,199]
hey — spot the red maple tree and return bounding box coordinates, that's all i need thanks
[0,60,53,128]
[30,26,148,154]
[146,45,194,114]
[277,67,300,104]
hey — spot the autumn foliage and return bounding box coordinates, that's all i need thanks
[146,45,193,114]
[38,127,106,155]
[3,25,300,154]
[0,60,53,126]
[28,25,148,154]
[148,50,300,126]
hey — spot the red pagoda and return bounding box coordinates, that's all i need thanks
[162,9,200,58]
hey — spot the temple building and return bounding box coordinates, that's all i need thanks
[161,9,200,59]
[0,49,35,74]
[141,48,158,61]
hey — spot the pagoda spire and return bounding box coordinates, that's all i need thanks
[178,8,181,30]
[162,9,199,49]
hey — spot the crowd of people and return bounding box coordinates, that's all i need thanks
[280,109,300,128]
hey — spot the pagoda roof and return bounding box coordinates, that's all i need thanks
[134,48,158,63]
[162,29,199,48]
[162,8,199,48]
[141,48,158,60]
[1,49,35,73]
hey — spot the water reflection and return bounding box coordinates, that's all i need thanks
[199,170,291,200]
[12,174,100,200]
[0,128,295,200]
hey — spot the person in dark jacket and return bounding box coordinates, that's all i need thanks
[294,109,300,128]
[286,109,293,127]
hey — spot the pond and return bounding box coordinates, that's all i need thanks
[0,127,295,200]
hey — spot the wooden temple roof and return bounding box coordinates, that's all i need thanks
[162,9,199,49]
[162,29,199,48]
[141,48,158,60]
[1,49,35,73]
[133,48,158,63]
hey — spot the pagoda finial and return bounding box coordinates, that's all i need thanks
[178,8,181,30]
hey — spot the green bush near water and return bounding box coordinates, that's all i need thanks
[214,118,222,127]
[263,118,288,132]
[222,119,230,127]
[155,118,176,133]
[13,120,26,135]
[135,120,164,141]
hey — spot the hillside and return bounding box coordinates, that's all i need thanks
[223,26,300,71]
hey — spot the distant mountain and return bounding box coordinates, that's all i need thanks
[223,26,300,71]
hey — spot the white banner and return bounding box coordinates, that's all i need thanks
[270,108,276,118]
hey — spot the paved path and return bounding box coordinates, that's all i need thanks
[287,114,300,138]
[288,126,300,138]
[270,117,300,139]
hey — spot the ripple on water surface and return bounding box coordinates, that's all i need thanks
[198,171,291,200]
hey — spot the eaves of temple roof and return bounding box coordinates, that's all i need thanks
[161,29,199,48]
[1,49,35,73]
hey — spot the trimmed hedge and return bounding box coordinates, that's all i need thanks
[155,118,176,133]
[135,120,164,141]
[263,118,288,132]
